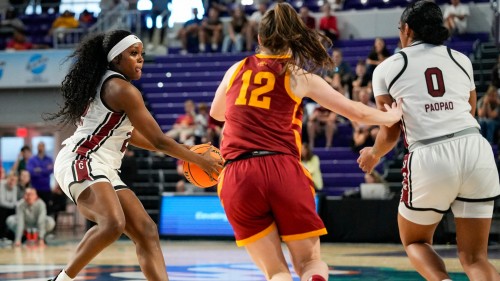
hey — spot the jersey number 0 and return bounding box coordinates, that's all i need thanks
[425,67,445,97]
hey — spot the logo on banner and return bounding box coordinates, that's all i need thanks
[27,54,48,74]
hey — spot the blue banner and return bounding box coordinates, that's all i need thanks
[158,193,234,237]
[0,49,72,88]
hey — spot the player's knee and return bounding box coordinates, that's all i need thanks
[140,219,159,241]
[458,251,487,268]
[101,217,126,239]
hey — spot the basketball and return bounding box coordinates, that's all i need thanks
[183,144,224,188]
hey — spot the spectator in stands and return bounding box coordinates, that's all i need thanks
[443,0,469,36]
[194,103,209,144]
[221,5,248,53]
[147,0,168,47]
[10,145,32,176]
[205,0,231,17]
[301,143,323,191]
[17,170,32,200]
[351,59,371,101]
[366,37,391,79]
[0,167,4,180]
[0,173,19,244]
[245,1,267,52]
[199,7,223,52]
[318,3,339,46]
[49,184,67,225]
[299,6,316,30]
[177,8,202,54]
[78,9,96,28]
[6,187,55,247]
[323,48,352,98]
[5,27,32,51]
[307,105,337,148]
[166,99,197,145]
[477,85,499,144]
[27,141,54,206]
[48,10,79,37]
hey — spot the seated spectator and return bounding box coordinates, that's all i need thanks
[205,0,231,17]
[245,1,267,52]
[78,9,96,28]
[301,143,323,191]
[318,3,339,46]
[5,27,33,51]
[0,173,19,243]
[351,60,371,101]
[323,48,352,98]
[307,105,337,148]
[194,103,209,144]
[48,184,67,223]
[477,85,500,144]
[119,147,137,188]
[177,8,202,54]
[443,0,469,36]
[0,8,24,31]
[147,0,168,47]
[222,5,248,53]
[365,37,390,79]
[166,99,196,145]
[6,188,55,247]
[199,7,223,52]
[299,6,316,30]
[17,169,32,200]
[0,166,4,180]
[48,10,79,37]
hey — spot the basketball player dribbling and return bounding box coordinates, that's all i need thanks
[210,3,403,281]
[357,1,500,280]
[45,30,222,281]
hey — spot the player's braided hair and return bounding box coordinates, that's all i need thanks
[258,2,335,74]
[45,30,132,126]
[400,0,449,45]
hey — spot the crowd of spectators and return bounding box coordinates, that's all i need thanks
[0,142,67,248]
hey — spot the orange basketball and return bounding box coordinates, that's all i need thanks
[182,144,224,188]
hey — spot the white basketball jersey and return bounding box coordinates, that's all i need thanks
[372,42,479,148]
[62,70,134,169]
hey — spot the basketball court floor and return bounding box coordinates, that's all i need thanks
[0,228,499,281]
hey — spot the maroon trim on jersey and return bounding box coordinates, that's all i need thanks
[400,152,413,206]
[72,158,93,183]
[72,112,126,157]
[400,118,409,149]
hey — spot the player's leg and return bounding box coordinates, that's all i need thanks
[398,212,450,281]
[62,182,126,278]
[117,189,169,281]
[244,228,292,281]
[285,236,328,281]
[453,200,500,280]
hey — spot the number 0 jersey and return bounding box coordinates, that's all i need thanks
[61,70,134,170]
[221,54,304,160]
[372,42,480,148]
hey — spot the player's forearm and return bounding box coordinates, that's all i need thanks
[371,125,400,159]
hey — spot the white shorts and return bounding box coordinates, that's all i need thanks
[54,145,128,203]
[399,133,500,225]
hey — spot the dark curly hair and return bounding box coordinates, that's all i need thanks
[45,30,132,126]
[400,0,449,45]
[258,2,335,74]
